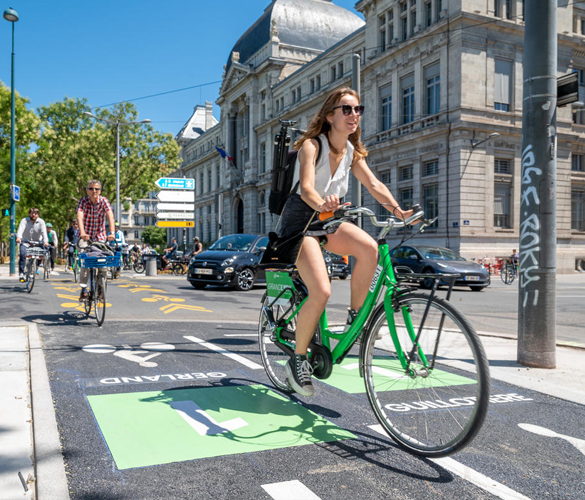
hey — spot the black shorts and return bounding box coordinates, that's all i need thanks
[278,194,344,244]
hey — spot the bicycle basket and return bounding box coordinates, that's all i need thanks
[80,251,121,269]
[26,247,46,258]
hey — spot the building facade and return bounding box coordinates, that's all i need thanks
[174,0,585,272]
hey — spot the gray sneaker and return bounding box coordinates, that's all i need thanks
[285,354,314,397]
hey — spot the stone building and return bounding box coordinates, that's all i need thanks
[174,0,585,272]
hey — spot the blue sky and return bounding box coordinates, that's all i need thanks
[0,0,363,137]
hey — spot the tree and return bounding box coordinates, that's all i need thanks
[141,226,167,250]
[0,81,40,255]
[29,98,180,241]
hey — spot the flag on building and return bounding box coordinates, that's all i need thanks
[216,147,234,161]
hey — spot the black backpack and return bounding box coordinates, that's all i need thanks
[268,120,322,216]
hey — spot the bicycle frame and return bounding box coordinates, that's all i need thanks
[267,239,430,374]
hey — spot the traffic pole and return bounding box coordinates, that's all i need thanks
[518,0,557,368]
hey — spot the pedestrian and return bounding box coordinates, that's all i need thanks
[76,180,116,301]
[278,86,415,397]
[15,208,49,281]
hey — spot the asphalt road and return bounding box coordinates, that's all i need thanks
[2,271,584,499]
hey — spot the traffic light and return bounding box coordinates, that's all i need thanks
[1,208,9,217]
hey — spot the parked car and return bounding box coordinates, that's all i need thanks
[187,234,269,291]
[323,250,350,280]
[389,244,491,291]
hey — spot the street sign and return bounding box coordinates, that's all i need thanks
[156,190,195,202]
[156,203,195,212]
[156,221,195,228]
[155,178,194,190]
[11,185,20,202]
[156,212,196,220]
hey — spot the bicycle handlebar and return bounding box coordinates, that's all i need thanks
[319,204,435,232]
[22,239,46,247]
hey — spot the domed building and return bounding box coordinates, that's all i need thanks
[175,0,364,240]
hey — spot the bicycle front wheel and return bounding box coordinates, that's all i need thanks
[171,263,185,276]
[362,292,490,457]
[95,273,107,326]
[26,260,36,293]
[134,260,145,274]
[258,293,295,393]
[501,267,514,285]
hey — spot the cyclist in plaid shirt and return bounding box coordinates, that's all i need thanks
[76,179,116,301]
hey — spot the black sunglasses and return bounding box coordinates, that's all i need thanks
[87,187,101,191]
[332,104,365,116]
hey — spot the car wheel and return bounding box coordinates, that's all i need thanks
[235,268,255,291]
[190,283,207,290]
[421,269,435,289]
[470,286,484,292]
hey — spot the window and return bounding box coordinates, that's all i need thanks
[411,7,417,33]
[399,165,413,181]
[380,84,392,131]
[257,212,266,234]
[494,59,512,112]
[208,168,212,192]
[338,62,344,78]
[494,183,511,228]
[280,97,284,110]
[134,231,139,239]
[380,14,387,52]
[400,1,407,13]
[276,99,280,113]
[495,158,511,173]
[572,154,585,172]
[505,0,513,19]
[401,16,408,40]
[291,89,296,103]
[310,78,315,94]
[297,86,301,100]
[381,171,391,184]
[436,0,443,19]
[495,0,501,17]
[423,184,439,228]
[331,65,337,81]
[400,187,413,209]
[260,143,266,173]
[423,159,439,177]
[425,0,432,27]
[572,187,585,230]
[424,63,440,115]
[316,75,321,91]
[401,75,415,124]
[200,171,204,194]
[134,216,140,226]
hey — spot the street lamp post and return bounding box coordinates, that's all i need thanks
[83,112,151,222]
[4,7,19,276]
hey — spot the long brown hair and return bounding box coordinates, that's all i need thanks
[293,87,367,162]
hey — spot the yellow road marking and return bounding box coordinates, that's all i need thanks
[142,294,185,303]
[53,286,79,292]
[57,293,82,301]
[129,287,167,294]
[60,302,112,311]
[160,303,212,314]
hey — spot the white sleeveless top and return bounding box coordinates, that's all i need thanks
[292,134,354,198]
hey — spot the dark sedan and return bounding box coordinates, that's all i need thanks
[187,234,269,291]
[390,244,490,291]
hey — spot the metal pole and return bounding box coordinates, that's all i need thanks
[116,122,121,224]
[8,21,16,276]
[351,53,362,228]
[518,0,557,368]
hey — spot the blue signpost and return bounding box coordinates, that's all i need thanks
[155,178,194,190]
[12,185,20,202]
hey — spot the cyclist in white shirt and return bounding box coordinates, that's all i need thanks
[15,208,49,281]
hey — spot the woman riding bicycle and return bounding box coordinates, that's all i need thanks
[281,87,414,397]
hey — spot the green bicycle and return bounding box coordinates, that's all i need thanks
[258,205,490,457]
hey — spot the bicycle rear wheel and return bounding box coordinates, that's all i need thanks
[73,262,78,283]
[44,259,51,280]
[171,263,185,276]
[258,293,295,393]
[362,292,490,457]
[134,259,145,274]
[95,272,107,326]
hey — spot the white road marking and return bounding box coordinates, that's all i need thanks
[261,480,322,500]
[170,400,248,436]
[343,362,408,380]
[223,334,258,337]
[519,423,585,456]
[368,425,532,500]
[184,335,262,370]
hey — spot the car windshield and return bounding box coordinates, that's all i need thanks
[209,235,256,252]
[418,246,465,261]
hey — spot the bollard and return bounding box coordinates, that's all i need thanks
[145,256,157,277]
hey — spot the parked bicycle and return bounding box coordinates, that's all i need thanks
[258,205,490,457]
[78,243,121,326]
[21,240,45,293]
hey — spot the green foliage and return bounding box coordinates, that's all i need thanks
[0,81,40,254]
[141,226,167,247]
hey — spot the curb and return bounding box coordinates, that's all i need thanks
[28,323,70,500]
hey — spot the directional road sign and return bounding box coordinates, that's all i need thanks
[156,203,195,212]
[155,178,194,190]
[156,221,195,228]
[12,185,20,202]
[156,190,195,203]
[156,212,196,220]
